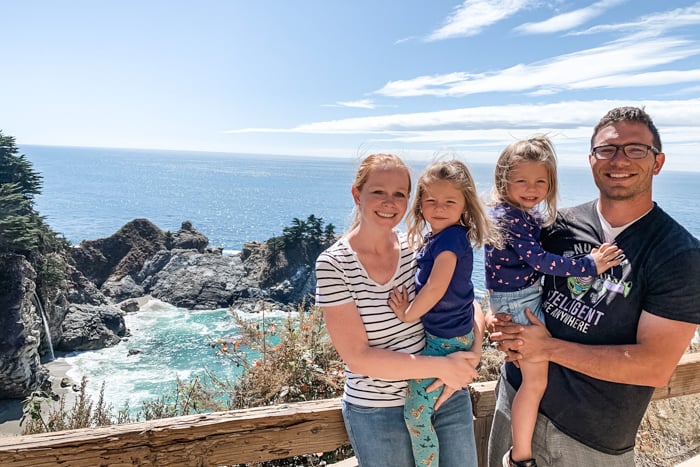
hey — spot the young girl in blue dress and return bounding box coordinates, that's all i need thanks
[389,159,498,467]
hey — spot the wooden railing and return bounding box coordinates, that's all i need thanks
[1,352,699,467]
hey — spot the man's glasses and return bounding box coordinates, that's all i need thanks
[591,143,660,160]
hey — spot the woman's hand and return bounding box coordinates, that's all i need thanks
[427,350,480,409]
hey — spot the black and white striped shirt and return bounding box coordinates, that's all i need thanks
[315,231,425,407]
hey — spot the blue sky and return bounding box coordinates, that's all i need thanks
[3,1,700,170]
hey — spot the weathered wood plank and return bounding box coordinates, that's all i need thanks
[1,353,697,467]
[0,400,349,467]
[652,352,700,401]
[470,380,497,419]
[468,352,700,420]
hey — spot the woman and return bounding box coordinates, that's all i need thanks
[315,153,483,467]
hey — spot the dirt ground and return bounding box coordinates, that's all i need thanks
[634,337,700,466]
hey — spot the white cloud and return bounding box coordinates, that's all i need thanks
[225,99,700,170]
[375,36,700,97]
[515,0,627,34]
[571,3,700,37]
[426,0,532,41]
[326,99,377,109]
[226,98,700,137]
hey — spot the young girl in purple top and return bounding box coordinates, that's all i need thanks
[485,136,623,467]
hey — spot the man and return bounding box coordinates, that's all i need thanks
[488,106,700,467]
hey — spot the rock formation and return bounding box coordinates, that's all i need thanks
[0,255,48,398]
[1,218,329,399]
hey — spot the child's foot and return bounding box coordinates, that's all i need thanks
[502,448,537,467]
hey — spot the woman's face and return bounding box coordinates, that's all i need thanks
[353,166,410,229]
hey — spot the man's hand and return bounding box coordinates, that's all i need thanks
[488,308,552,364]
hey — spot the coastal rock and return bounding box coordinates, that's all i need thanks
[66,263,110,306]
[0,255,48,398]
[70,218,168,287]
[119,298,141,313]
[57,304,126,351]
[139,249,256,309]
[167,221,209,252]
[0,215,332,401]
[101,275,145,303]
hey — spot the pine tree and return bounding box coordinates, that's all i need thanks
[0,130,60,257]
[0,183,41,253]
[0,132,42,201]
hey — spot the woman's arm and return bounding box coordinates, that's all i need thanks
[323,301,479,390]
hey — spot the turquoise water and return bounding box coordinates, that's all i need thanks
[23,145,700,411]
[62,299,288,413]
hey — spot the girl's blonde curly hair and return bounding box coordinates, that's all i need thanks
[492,135,559,227]
[407,159,501,250]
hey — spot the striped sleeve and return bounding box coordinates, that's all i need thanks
[315,241,356,307]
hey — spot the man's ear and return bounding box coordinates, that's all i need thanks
[653,153,665,175]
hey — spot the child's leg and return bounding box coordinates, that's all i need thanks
[489,284,546,464]
[510,360,548,462]
[404,331,474,467]
[404,377,439,467]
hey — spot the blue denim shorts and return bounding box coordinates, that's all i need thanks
[489,281,545,325]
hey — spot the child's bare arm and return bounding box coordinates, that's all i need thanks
[388,250,457,322]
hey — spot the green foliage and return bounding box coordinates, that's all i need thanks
[20,303,344,423]
[20,374,232,435]
[0,130,68,262]
[0,132,42,199]
[273,215,335,260]
[211,302,344,408]
[262,215,336,287]
[164,230,174,249]
[0,183,40,254]
[35,252,69,289]
[20,377,112,433]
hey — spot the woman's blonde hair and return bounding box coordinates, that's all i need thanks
[493,135,559,226]
[406,159,500,250]
[348,153,411,232]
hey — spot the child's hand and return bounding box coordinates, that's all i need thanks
[590,242,624,274]
[388,285,410,321]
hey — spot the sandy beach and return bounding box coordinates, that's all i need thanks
[0,358,77,437]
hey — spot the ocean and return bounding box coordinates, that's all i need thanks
[22,144,700,413]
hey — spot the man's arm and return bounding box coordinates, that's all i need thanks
[492,309,696,387]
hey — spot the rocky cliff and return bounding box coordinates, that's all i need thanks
[1,218,328,399]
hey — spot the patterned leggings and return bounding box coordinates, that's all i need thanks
[404,330,474,467]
